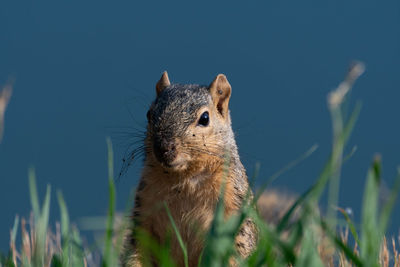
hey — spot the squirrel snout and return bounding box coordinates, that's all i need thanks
[153,138,178,166]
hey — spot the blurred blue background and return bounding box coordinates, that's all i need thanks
[0,0,399,250]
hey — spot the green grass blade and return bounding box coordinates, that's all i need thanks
[378,167,400,236]
[41,184,51,229]
[103,137,116,267]
[326,102,361,230]
[9,215,19,266]
[276,165,327,233]
[114,189,136,262]
[296,227,324,267]
[28,167,40,220]
[248,161,260,189]
[326,62,363,231]
[360,157,381,267]
[201,156,240,266]
[70,225,85,266]
[342,102,361,145]
[319,217,364,266]
[164,202,188,267]
[254,144,318,202]
[336,207,360,245]
[343,145,358,163]
[57,191,70,243]
[10,215,19,246]
[28,174,51,267]
[326,104,344,231]
[38,184,51,265]
[245,227,277,267]
[57,190,71,265]
[250,209,297,264]
[51,254,63,267]
[135,228,176,267]
[277,101,360,233]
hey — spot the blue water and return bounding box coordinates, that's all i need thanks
[1,0,399,251]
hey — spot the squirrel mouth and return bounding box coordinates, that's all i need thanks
[152,136,191,171]
[164,161,185,169]
[160,157,188,171]
[153,138,189,170]
[153,149,189,170]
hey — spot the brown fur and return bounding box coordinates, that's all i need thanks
[121,72,257,266]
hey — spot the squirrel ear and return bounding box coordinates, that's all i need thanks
[156,71,171,96]
[208,74,231,118]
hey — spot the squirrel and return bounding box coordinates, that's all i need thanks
[121,72,258,266]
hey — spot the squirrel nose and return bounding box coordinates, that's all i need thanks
[153,138,177,165]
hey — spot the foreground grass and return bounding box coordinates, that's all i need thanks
[2,62,400,266]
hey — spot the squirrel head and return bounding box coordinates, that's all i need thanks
[146,71,233,172]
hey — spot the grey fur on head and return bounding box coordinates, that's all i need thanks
[149,83,211,139]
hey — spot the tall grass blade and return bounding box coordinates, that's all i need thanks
[336,207,360,245]
[114,189,136,263]
[319,217,364,266]
[326,103,361,231]
[37,184,51,266]
[250,209,297,264]
[255,144,318,202]
[70,226,85,266]
[342,102,361,144]
[360,157,381,267]
[245,227,277,267]
[28,167,52,267]
[103,137,116,267]
[9,215,19,266]
[296,227,324,267]
[327,62,363,231]
[379,167,400,236]
[277,101,360,233]
[57,191,71,265]
[200,156,239,266]
[164,202,188,267]
[57,191,70,245]
[10,215,19,248]
[135,228,176,267]
[28,167,40,220]
[40,184,51,233]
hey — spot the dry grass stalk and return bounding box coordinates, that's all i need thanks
[312,225,400,267]
[393,236,400,267]
[9,216,19,266]
[21,218,31,262]
[8,212,400,267]
[380,236,389,267]
[9,214,100,267]
[328,61,365,109]
[11,215,61,267]
[338,227,350,267]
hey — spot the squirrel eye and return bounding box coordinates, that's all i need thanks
[198,111,209,126]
